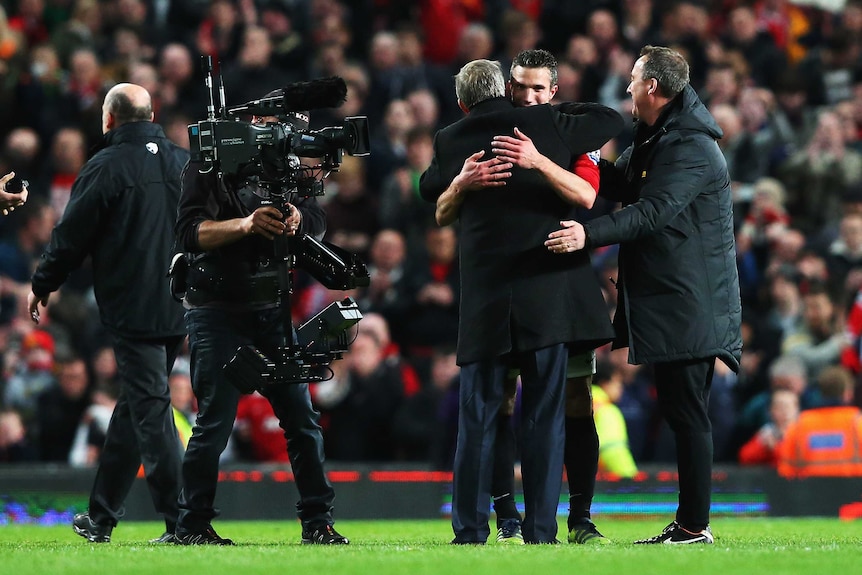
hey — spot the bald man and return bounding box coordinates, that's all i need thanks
[28,83,190,544]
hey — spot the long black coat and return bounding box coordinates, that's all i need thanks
[585,85,743,371]
[420,98,624,365]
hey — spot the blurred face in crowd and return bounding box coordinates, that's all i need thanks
[802,292,835,336]
[347,332,383,378]
[769,389,799,429]
[370,230,406,270]
[59,359,89,400]
[509,65,557,107]
[426,226,457,264]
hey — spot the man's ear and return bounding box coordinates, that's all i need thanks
[458,99,469,115]
[648,80,657,96]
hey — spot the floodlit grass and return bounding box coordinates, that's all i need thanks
[1,518,861,575]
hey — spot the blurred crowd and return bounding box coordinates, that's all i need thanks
[1,0,862,474]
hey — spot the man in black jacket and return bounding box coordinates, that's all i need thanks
[420,59,622,544]
[548,45,743,544]
[173,105,347,545]
[28,83,189,543]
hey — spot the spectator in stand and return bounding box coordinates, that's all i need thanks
[406,88,442,132]
[194,0,242,66]
[221,25,296,107]
[736,354,817,444]
[0,197,55,325]
[35,354,90,462]
[365,31,406,128]
[233,392,288,463]
[0,409,36,463]
[44,127,86,218]
[777,365,862,478]
[778,109,862,235]
[316,328,409,462]
[168,358,194,449]
[68,383,118,468]
[738,388,799,467]
[378,127,437,255]
[260,2,308,72]
[355,229,410,338]
[823,212,862,299]
[323,155,378,261]
[701,62,741,109]
[366,99,415,192]
[762,263,804,341]
[59,47,109,148]
[781,281,849,380]
[2,328,56,419]
[796,29,859,108]
[400,226,460,356]
[392,345,460,462]
[592,359,638,478]
[721,5,787,91]
[156,43,205,121]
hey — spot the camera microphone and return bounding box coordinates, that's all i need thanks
[231,77,348,116]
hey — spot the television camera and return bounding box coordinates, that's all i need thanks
[186,57,370,393]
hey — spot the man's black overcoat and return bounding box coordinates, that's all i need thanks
[420,97,623,365]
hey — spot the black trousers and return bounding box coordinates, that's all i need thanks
[452,344,567,544]
[177,307,335,534]
[89,334,186,528]
[653,358,715,530]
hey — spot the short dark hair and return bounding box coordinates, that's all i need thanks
[105,91,152,126]
[640,45,690,98]
[511,49,558,86]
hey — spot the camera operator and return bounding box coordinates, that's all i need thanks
[173,105,349,545]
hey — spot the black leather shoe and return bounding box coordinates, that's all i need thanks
[149,532,178,544]
[301,524,349,545]
[175,526,235,546]
[73,513,112,543]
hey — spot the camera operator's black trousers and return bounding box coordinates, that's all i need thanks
[653,358,716,531]
[89,334,185,529]
[177,307,335,534]
[452,344,567,544]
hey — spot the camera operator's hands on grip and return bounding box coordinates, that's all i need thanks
[245,203,302,239]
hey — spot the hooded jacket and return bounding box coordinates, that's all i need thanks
[585,85,743,371]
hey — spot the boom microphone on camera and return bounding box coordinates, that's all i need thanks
[230,77,348,117]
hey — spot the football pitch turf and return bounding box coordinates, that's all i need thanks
[1,518,860,575]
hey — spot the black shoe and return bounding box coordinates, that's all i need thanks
[634,521,714,545]
[149,532,178,544]
[301,524,349,545]
[175,526,235,546]
[72,513,112,543]
[450,538,486,545]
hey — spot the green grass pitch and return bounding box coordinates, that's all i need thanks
[1,518,861,575]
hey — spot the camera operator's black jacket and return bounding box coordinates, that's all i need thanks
[32,121,189,338]
[175,160,326,306]
[420,99,624,365]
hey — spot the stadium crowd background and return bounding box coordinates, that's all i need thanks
[0,0,861,477]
